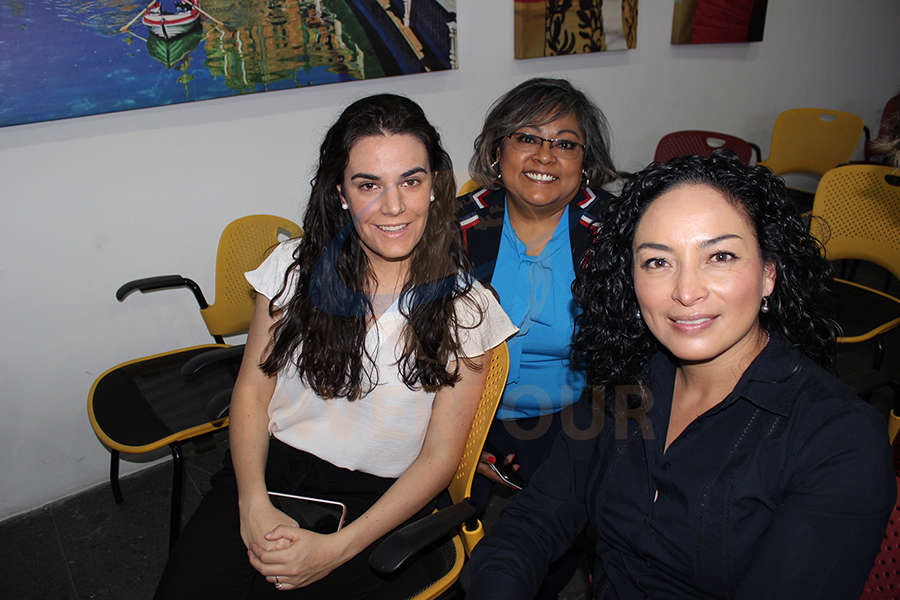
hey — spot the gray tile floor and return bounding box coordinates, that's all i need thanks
[2,263,897,600]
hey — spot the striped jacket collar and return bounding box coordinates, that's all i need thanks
[457,186,612,284]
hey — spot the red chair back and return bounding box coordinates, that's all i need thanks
[859,435,900,598]
[654,130,757,165]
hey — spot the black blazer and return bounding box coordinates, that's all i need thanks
[456,185,614,285]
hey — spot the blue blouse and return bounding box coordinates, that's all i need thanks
[491,202,585,419]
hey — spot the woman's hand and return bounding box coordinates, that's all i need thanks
[476,450,521,489]
[250,527,352,591]
[238,495,298,553]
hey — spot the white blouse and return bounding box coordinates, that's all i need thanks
[245,239,517,478]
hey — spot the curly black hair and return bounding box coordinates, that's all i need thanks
[261,94,479,399]
[573,150,837,386]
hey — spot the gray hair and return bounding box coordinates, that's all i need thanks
[468,78,617,190]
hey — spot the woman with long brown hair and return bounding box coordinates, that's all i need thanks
[155,94,515,599]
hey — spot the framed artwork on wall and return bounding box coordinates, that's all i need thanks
[514,0,638,59]
[671,0,767,45]
[0,0,457,127]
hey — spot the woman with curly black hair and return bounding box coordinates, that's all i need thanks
[466,151,895,599]
[155,94,516,599]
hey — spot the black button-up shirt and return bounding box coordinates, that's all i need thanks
[468,335,895,599]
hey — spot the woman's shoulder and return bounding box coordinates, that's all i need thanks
[452,276,517,357]
[775,350,888,462]
[245,238,302,302]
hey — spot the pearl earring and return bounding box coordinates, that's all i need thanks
[760,296,770,314]
[340,200,349,210]
[430,192,435,203]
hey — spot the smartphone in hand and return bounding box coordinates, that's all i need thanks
[483,443,524,490]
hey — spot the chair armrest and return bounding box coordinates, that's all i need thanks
[180,345,245,377]
[182,346,245,420]
[206,387,233,421]
[369,501,477,576]
[116,275,209,309]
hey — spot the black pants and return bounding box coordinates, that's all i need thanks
[155,438,423,599]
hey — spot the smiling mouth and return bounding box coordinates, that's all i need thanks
[524,171,558,183]
[672,317,713,325]
[376,224,408,232]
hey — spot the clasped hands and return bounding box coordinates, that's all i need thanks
[241,500,350,592]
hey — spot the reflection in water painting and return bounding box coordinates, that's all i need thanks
[0,0,458,127]
[514,0,637,59]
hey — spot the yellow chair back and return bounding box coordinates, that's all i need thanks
[457,178,482,197]
[808,164,900,281]
[404,342,509,600]
[448,342,509,554]
[201,215,302,336]
[758,108,864,176]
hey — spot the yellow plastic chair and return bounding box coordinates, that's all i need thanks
[759,108,865,212]
[808,164,900,369]
[370,342,510,598]
[457,178,482,197]
[87,214,301,549]
[759,108,865,177]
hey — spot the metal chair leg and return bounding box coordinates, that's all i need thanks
[169,443,184,551]
[110,450,124,504]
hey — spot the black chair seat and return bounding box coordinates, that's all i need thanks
[829,278,900,341]
[90,345,238,449]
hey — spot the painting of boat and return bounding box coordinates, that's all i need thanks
[147,22,204,67]
[143,0,202,39]
[1,1,459,127]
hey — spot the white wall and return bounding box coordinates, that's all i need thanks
[2,0,898,520]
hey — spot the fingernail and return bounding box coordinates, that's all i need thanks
[487,455,496,464]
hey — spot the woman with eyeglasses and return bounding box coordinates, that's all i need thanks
[458,77,618,598]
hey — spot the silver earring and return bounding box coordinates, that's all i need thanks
[490,159,502,180]
[760,296,769,314]
[429,192,435,203]
[582,169,590,188]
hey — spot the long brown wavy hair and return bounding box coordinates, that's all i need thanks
[260,94,480,399]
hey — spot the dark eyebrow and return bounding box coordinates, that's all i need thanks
[350,167,427,181]
[635,234,743,253]
[634,242,671,252]
[350,172,380,181]
[401,167,427,178]
[700,234,742,247]
[553,128,582,139]
[521,125,584,140]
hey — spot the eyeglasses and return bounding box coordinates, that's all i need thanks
[505,132,585,157]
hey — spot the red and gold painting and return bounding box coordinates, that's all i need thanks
[671,0,768,45]
[514,0,638,59]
